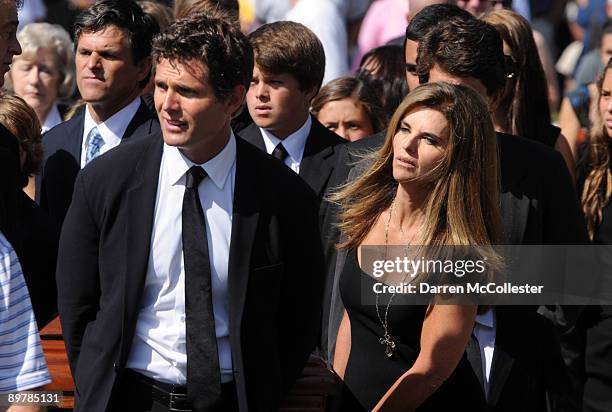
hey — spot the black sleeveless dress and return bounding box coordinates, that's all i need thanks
[339,249,484,411]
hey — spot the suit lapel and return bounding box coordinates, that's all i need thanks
[466,333,486,396]
[487,311,516,406]
[227,139,260,409]
[239,123,267,151]
[121,97,156,141]
[118,133,164,364]
[500,192,529,244]
[497,132,529,244]
[69,110,86,162]
[228,138,260,332]
[299,120,338,197]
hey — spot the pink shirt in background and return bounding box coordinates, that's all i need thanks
[354,0,409,70]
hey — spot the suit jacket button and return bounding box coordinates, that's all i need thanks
[113,362,118,371]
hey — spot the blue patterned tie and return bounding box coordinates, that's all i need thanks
[85,126,103,164]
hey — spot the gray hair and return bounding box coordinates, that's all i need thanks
[4,23,75,99]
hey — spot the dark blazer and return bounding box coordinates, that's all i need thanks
[464,308,574,412]
[239,117,346,200]
[39,97,160,228]
[322,130,588,408]
[56,132,325,412]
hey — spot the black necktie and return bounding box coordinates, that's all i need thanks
[182,166,222,410]
[272,142,289,163]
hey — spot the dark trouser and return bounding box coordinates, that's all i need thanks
[115,369,238,412]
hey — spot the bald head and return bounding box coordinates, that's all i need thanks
[408,0,447,19]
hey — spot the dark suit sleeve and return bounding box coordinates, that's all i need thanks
[279,184,325,392]
[318,144,350,352]
[56,172,101,376]
[540,150,590,409]
[543,150,589,245]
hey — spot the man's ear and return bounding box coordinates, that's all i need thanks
[305,86,319,104]
[226,84,247,115]
[136,56,153,83]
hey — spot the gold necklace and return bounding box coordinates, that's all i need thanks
[376,198,419,358]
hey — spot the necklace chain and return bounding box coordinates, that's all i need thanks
[375,197,419,358]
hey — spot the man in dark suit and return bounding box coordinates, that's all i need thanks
[40,0,160,227]
[324,5,586,410]
[242,21,345,202]
[57,14,324,412]
[0,0,22,257]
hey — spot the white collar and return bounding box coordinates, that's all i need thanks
[259,114,312,163]
[164,130,237,190]
[41,103,62,133]
[83,97,141,143]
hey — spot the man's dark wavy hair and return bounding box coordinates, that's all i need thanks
[152,14,253,100]
[405,4,472,42]
[417,16,506,97]
[73,0,160,88]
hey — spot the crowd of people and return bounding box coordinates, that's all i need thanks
[0,0,612,411]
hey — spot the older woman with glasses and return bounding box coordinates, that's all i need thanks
[4,22,75,132]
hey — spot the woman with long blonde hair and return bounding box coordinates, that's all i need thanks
[580,57,612,411]
[331,82,504,411]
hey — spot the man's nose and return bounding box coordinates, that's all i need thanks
[86,52,102,70]
[27,66,41,84]
[162,89,180,112]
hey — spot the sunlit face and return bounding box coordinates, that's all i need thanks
[154,58,243,163]
[392,107,449,184]
[246,65,314,139]
[0,0,21,86]
[10,48,61,121]
[316,97,374,142]
[598,69,612,137]
[404,39,419,91]
[601,34,612,67]
[76,26,149,111]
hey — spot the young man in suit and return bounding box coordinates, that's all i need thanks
[57,14,324,412]
[39,0,160,228]
[242,21,345,202]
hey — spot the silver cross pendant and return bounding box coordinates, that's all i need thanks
[379,332,396,358]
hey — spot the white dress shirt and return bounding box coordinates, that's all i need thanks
[41,103,62,134]
[80,97,141,168]
[473,308,496,398]
[259,115,312,174]
[126,132,236,384]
